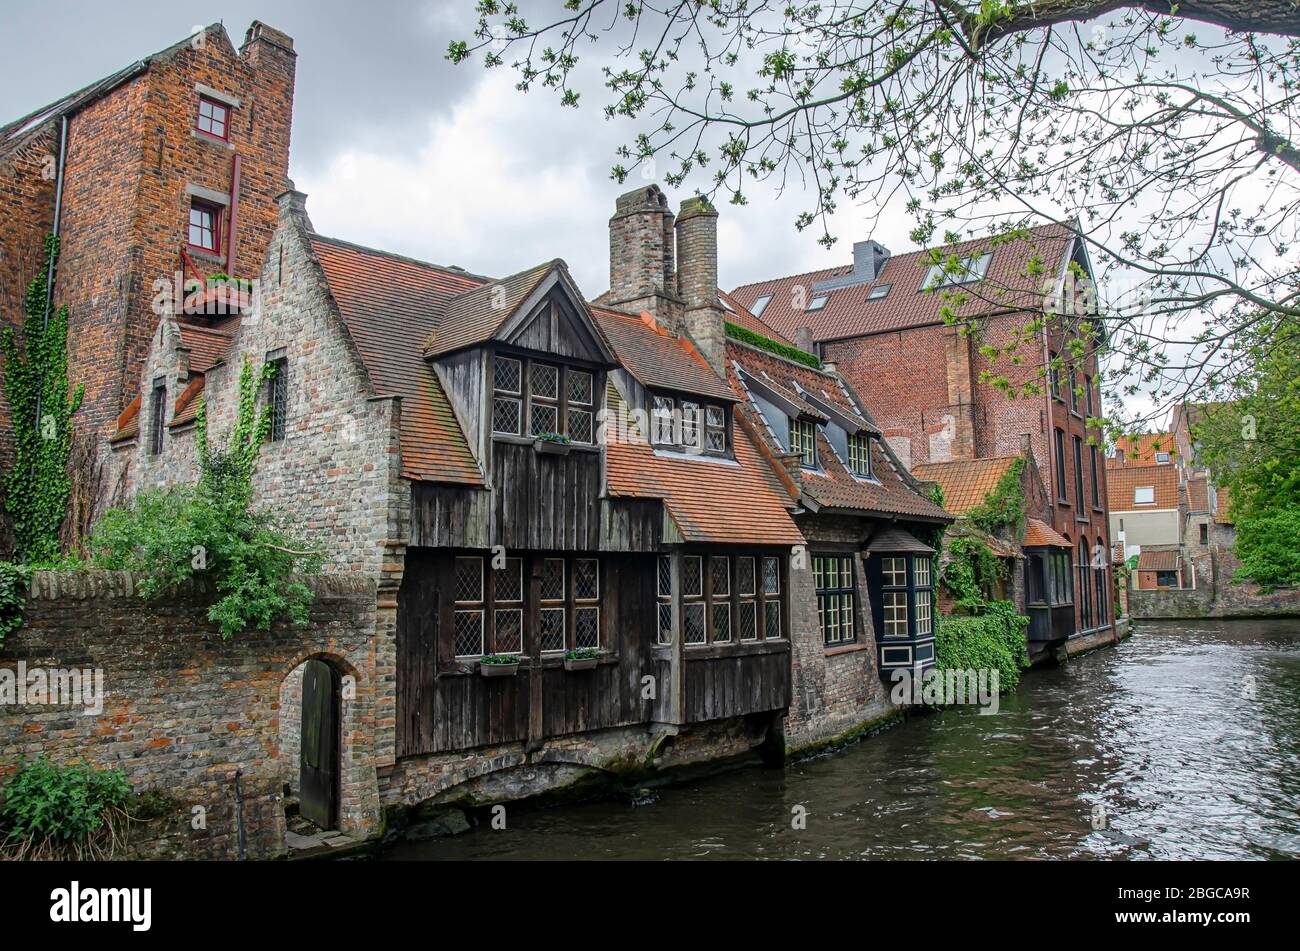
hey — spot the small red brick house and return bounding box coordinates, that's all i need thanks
[0,21,295,532]
[730,225,1117,651]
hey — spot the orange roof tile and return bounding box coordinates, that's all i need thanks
[170,376,205,428]
[595,308,738,403]
[1214,485,1234,524]
[604,385,803,546]
[1111,432,1177,466]
[910,456,1020,516]
[1187,475,1210,513]
[310,234,485,485]
[1137,549,1179,571]
[1024,517,1071,549]
[730,222,1073,344]
[718,289,794,345]
[1106,464,1180,511]
[177,317,240,373]
[424,260,556,358]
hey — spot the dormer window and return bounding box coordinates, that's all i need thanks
[491,353,596,444]
[789,417,817,468]
[651,393,729,456]
[848,433,873,478]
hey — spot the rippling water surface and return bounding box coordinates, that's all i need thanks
[386,620,1300,860]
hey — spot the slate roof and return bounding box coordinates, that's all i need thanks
[729,222,1074,344]
[866,526,936,554]
[595,308,737,403]
[910,456,1020,516]
[604,384,803,546]
[1106,464,1181,512]
[725,339,950,522]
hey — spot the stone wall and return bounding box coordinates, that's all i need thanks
[783,514,899,754]
[0,571,383,859]
[1130,581,1300,619]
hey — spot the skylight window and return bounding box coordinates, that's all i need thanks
[805,294,830,312]
[867,283,892,300]
[921,251,993,290]
[1134,486,1155,505]
[750,294,773,318]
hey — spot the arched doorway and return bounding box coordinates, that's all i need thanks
[298,658,340,830]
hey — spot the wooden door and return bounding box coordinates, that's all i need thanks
[299,659,339,829]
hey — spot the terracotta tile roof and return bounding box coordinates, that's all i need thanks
[109,394,141,444]
[1106,464,1180,511]
[1137,549,1179,571]
[594,308,738,403]
[718,290,794,345]
[911,456,1020,516]
[424,260,556,358]
[1024,517,1071,549]
[725,341,950,522]
[604,385,804,546]
[729,222,1073,344]
[170,376,205,428]
[1111,432,1177,466]
[309,234,486,485]
[1187,475,1210,513]
[177,317,240,373]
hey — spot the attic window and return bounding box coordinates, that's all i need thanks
[196,96,230,141]
[789,417,817,468]
[652,393,729,457]
[1134,486,1155,505]
[848,433,873,478]
[1155,451,1171,464]
[921,251,993,290]
[805,294,830,312]
[751,294,774,318]
[867,283,892,300]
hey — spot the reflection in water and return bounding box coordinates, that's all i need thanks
[385,619,1300,860]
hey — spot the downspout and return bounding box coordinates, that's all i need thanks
[32,114,70,434]
[226,153,242,273]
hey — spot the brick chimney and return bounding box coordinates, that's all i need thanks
[607,184,681,324]
[674,195,726,374]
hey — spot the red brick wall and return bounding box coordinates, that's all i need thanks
[0,23,295,457]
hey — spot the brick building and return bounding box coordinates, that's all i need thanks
[730,225,1117,645]
[0,21,295,536]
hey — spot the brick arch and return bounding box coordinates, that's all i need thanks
[276,649,378,839]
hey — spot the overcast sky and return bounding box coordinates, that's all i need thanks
[0,0,917,295]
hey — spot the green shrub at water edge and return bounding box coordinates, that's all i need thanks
[934,600,1030,693]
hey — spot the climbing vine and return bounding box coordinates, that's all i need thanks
[1,234,84,565]
[941,534,1006,611]
[92,357,319,639]
[965,458,1026,537]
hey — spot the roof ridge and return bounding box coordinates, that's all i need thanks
[309,233,493,283]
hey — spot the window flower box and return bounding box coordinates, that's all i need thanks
[563,648,600,671]
[479,655,521,677]
[534,433,572,455]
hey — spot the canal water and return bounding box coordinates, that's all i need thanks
[385,619,1300,860]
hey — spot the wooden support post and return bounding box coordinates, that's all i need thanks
[526,555,544,752]
[669,549,685,725]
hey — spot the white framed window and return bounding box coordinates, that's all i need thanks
[881,556,907,587]
[750,294,773,317]
[652,395,676,446]
[1134,486,1155,505]
[867,283,891,300]
[921,251,992,289]
[705,405,727,453]
[1155,451,1170,464]
[848,434,873,477]
[806,294,830,311]
[789,417,817,468]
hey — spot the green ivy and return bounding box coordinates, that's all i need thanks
[941,534,1006,611]
[965,457,1026,537]
[0,560,30,649]
[724,322,822,369]
[91,358,319,639]
[934,600,1030,693]
[0,234,84,565]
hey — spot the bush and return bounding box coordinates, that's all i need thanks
[934,600,1030,693]
[0,758,131,858]
[1233,504,1300,591]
